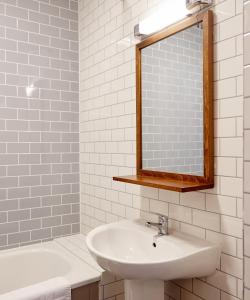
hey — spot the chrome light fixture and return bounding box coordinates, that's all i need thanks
[134,0,212,38]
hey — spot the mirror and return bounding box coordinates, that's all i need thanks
[113,11,213,192]
[134,10,213,191]
[141,23,204,176]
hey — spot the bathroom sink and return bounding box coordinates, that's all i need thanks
[86,219,220,280]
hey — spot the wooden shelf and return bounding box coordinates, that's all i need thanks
[113,175,213,193]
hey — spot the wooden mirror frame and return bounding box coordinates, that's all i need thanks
[114,10,214,192]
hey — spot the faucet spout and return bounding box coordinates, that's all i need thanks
[145,214,168,235]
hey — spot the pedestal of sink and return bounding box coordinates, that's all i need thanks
[124,279,164,300]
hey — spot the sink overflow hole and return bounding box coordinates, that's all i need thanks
[152,242,156,248]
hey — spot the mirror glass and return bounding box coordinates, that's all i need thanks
[141,23,204,176]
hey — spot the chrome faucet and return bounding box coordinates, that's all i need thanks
[145,214,168,236]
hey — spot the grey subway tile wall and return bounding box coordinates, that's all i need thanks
[0,0,79,249]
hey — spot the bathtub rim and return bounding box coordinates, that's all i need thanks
[0,239,101,294]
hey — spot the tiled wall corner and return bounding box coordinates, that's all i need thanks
[79,0,244,299]
[244,0,250,299]
[0,0,80,249]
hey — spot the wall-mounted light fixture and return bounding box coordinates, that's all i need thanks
[134,0,212,38]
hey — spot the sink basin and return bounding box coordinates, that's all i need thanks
[86,219,220,280]
[86,219,220,300]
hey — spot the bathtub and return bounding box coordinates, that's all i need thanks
[0,235,102,295]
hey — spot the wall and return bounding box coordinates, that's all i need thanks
[79,0,244,299]
[141,25,203,174]
[244,0,250,299]
[0,0,79,250]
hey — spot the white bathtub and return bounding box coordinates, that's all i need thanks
[0,235,101,295]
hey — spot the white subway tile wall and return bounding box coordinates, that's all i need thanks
[0,0,80,249]
[79,0,244,299]
[244,0,250,299]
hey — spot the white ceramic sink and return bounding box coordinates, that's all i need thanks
[86,219,220,300]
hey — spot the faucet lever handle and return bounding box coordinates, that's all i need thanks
[153,213,168,223]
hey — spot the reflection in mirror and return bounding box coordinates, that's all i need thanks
[141,23,204,176]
